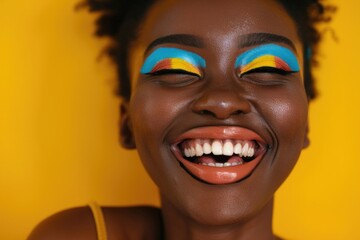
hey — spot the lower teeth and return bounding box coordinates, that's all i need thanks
[201,161,243,167]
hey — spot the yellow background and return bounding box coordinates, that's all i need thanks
[0,0,359,239]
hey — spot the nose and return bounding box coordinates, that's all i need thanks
[191,86,251,120]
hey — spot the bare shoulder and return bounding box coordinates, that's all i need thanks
[103,206,163,239]
[27,206,97,240]
[27,205,163,240]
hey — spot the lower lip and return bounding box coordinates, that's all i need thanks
[173,150,264,185]
[171,126,266,185]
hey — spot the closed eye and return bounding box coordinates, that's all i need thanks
[147,69,201,77]
[145,68,201,87]
[240,66,294,77]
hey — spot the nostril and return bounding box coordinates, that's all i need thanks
[196,108,245,120]
[198,109,243,117]
[232,110,243,115]
[199,110,215,116]
[191,89,251,119]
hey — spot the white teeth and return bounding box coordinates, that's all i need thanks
[242,143,249,157]
[187,147,195,157]
[223,140,234,156]
[182,139,256,159]
[203,141,212,154]
[211,140,223,155]
[200,161,244,167]
[195,143,203,156]
[232,161,243,166]
[184,148,190,157]
[234,142,242,154]
[249,147,254,157]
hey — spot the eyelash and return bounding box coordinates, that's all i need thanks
[147,68,201,77]
[148,66,293,82]
[239,66,293,77]
[144,68,202,87]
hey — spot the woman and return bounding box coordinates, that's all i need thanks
[28,0,333,239]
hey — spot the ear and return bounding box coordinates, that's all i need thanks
[119,101,136,149]
[302,121,310,149]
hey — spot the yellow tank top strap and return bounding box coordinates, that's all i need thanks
[89,202,108,240]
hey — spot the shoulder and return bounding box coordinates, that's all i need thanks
[27,206,97,240]
[27,205,162,240]
[103,206,163,239]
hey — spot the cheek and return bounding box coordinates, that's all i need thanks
[256,83,308,144]
[130,85,186,140]
[128,84,190,182]
[255,83,308,180]
[270,94,308,142]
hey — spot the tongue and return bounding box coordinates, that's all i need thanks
[195,155,244,164]
[195,156,216,164]
[227,156,244,164]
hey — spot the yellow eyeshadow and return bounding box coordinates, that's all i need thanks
[170,58,202,76]
[240,55,277,74]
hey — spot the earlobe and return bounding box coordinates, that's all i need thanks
[120,101,136,149]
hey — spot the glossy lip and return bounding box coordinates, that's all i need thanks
[171,126,268,185]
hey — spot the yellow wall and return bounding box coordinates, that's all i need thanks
[0,1,358,239]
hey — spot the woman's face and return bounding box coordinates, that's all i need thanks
[123,0,309,224]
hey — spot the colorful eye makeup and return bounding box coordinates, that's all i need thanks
[141,44,299,79]
[234,44,300,76]
[140,47,206,77]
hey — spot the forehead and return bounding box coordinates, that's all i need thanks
[129,0,304,85]
[137,0,301,49]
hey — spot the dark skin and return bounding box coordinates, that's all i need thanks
[28,0,309,239]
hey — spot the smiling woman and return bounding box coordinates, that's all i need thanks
[125,2,309,238]
[25,0,335,239]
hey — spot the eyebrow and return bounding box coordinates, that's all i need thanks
[239,33,297,52]
[145,34,205,54]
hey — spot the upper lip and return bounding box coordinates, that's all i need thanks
[171,126,269,147]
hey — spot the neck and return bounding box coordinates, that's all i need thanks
[160,194,276,240]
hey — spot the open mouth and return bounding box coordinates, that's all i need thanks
[181,139,258,167]
[171,127,267,185]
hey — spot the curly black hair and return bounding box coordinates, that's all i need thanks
[79,0,334,101]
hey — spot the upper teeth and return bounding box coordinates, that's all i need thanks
[183,139,255,158]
